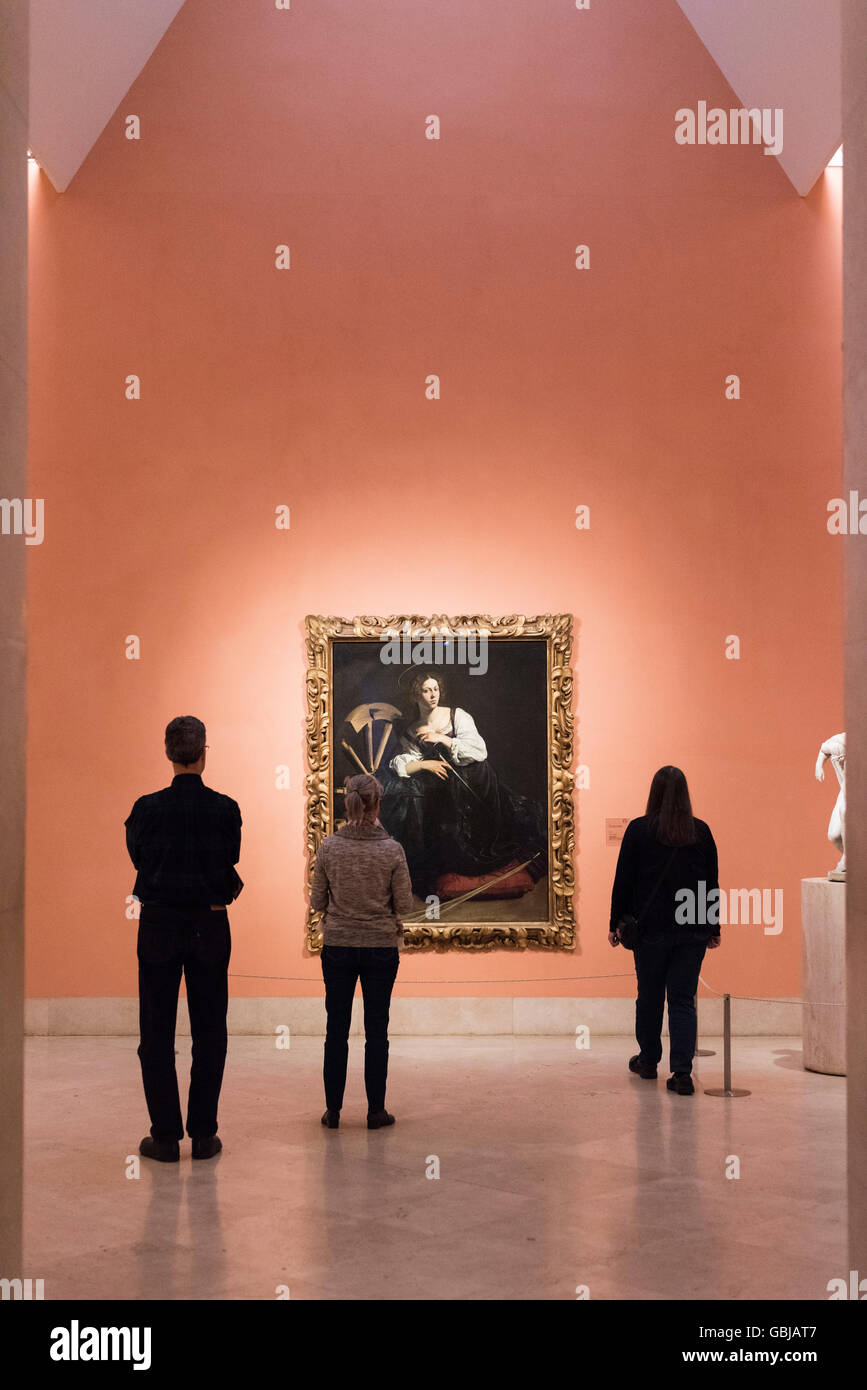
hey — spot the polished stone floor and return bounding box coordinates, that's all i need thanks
[23,1035,845,1301]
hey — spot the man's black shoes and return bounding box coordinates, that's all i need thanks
[367,1110,395,1129]
[139,1135,221,1160]
[192,1136,222,1159]
[139,1136,180,1163]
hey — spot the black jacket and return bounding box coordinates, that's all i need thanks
[609,815,720,938]
[125,773,243,906]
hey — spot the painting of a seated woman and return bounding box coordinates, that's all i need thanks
[378,671,548,906]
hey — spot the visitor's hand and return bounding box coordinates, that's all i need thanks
[608,931,619,947]
[707,934,721,949]
[419,759,449,779]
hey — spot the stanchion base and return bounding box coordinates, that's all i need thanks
[704,1087,751,1098]
[696,1048,716,1057]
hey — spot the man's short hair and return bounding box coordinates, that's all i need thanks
[165,716,206,766]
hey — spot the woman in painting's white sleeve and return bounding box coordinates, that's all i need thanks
[449,707,487,766]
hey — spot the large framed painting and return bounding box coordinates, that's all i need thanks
[304,614,575,951]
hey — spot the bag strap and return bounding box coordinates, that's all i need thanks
[635,845,679,925]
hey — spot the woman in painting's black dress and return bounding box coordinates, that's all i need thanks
[377,672,547,900]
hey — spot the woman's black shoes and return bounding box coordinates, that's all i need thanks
[628,1058,696,1092]
[628,1054,657,1080]
[321,1108,393,1127]
[367,1110,395,1129]
[667,1073,695,1095]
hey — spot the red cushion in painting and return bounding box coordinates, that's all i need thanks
[436,862,535,901]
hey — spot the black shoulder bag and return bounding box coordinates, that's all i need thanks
[615,846,679,950]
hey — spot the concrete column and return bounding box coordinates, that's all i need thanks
[844,0,867,1278]
[0,0,28,1278]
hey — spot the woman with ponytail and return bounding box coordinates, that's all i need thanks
[310,774,414,1129]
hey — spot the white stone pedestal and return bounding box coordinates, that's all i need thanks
[801,877,846,1075]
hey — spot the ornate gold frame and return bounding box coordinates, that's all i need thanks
[304,614,575,951]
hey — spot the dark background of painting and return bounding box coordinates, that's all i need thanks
[331,638,549,820]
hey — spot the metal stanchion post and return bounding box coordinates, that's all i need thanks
[695,992,715,1057]
[704,993,750,1097]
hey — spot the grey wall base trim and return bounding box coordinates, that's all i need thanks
[25,996,803,1038]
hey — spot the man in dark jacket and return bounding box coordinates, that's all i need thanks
[125,716,242,1162]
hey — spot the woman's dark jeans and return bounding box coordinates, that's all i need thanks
[321,945,400,1112]
[634,931,709,1075]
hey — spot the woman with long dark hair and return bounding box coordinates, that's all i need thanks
[609,766,721,1094]
[310,773,413,1128]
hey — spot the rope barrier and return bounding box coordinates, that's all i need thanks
[226,939,844,1100]
[229,971,636,984]
[227,969,841,1005]
[227,969,840,1005]
[698,974,843,1006]
[229,967,843,1101]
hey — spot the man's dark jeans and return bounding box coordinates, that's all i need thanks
[321,945,400,1112]
[137,903,231,1141]
[633,930,709,1075]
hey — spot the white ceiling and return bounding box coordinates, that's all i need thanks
[28,0,841,197]
[28,0,186,192]
[675,0,841,195]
